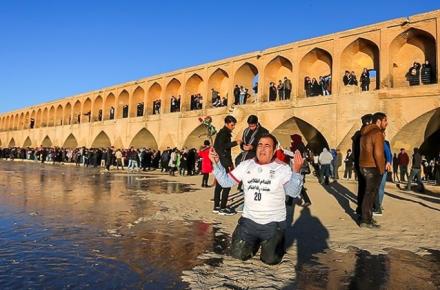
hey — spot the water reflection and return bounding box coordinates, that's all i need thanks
[0,161,215,289]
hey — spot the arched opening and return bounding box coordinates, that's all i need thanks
[24,112,30,129]
[91,131,111,148]
[64,103,72,125]
[55,105,63,126]
[208,68,229,108]
[42,108,48,127]
[233,62,259,104]
[93,95,103,122]
[23,137,32,147]
[390,28,437,88]
[183,124,214,149]
[341,38,380,90]
[299,48,333,97]
[73,101,81,124]
[82,98,92,123]
[148,82,162,115]
[117,90,129,119]
[164,78,181,113]
[63,133,79,149]
[8,116,12,130]
[129,128,158,149]
[48,106,55,127]
[41,136,53,147]
[263,56,293,102]
[185,74,204,111]
[130,86,145,118]
[8,138,15,148]
[104,93,116,120]
[272,117,329,154]
[30,110,36,129]
[391,108,440,158]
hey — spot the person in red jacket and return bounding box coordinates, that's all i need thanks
[198,140,213,187]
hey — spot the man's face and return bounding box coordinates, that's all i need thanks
[377,117,388,130]
[225,122,236,131]
[256,137,275,164]
[248,123,257,131]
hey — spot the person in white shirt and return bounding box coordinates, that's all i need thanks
[209,133,304,265]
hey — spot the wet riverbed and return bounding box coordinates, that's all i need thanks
[1,161,439,289]
[0,161,226,289]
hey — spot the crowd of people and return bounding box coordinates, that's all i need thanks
[304,75,331,97]
[0,146,206,175]
[210,89,228,108]
[342,68,372,91]
[268,77,292,101]
[190,94,203,110]
[407,60,435,86]
[152,99,161,114]
[170,95,181,112]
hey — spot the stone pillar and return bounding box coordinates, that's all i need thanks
[379,28,390,89]
[141,83,152,119]
[332,38,342,96]
[160,81,166,115]
[293,48,301,99]
[256,58,264,103]
[227,61,235,106]
[202,67,209,109]
[436,17,440,83]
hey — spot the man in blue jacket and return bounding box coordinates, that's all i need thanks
[374,133,392,216]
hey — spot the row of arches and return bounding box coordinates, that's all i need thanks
[3,106,438,159]
[0,27,437,132]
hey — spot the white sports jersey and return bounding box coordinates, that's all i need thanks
[229,159,292,224]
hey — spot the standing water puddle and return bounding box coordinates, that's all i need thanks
[0,161,223,289]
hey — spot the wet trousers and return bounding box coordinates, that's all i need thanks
[230,217,286,265]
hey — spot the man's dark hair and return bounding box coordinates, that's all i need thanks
[372,112,387,123]
[258,133,278,149]
[361,114,373,126]
[224,115,237,124]
[247,115,258,124]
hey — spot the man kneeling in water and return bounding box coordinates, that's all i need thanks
[209,133,304,265]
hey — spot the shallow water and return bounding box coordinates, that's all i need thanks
[287,247,440,290]
[0,161,224,289]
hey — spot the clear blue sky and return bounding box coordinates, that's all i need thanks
[0,0,439,113]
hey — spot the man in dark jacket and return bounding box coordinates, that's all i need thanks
[352,114,373,216]
[213,115,242,215]
[405,147,424,191]
[398,148,410,182]
[235,115,268,201]
[359,112,387,228]
[233,85,241,105]
[105,147,114,171]
[236,115,268,164]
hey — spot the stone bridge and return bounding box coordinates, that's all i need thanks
[1,10,439,156]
